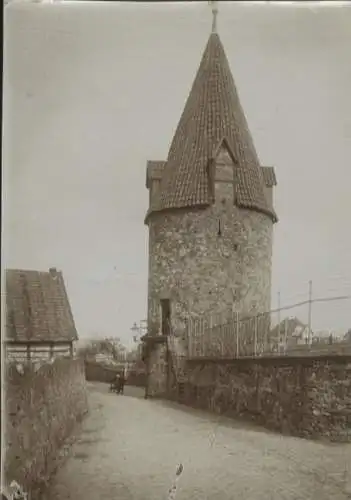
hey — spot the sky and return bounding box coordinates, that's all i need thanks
[3,1,351,347]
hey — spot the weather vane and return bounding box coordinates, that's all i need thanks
[208,1,219,33]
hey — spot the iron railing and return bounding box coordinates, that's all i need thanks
[186,296,351,359]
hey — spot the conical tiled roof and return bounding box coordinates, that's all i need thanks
[147,33,277,222]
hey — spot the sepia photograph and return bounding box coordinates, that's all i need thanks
[2,1,351,498]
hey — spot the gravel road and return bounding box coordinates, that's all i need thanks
[46,383,351,500]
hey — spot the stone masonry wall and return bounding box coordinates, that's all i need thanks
[148,205,272,335]
[147,343,168,398]
[183,355,351,442]
[84,361,120,384]
[147,146,274,335]
[4,358,88,496]
[84,361,146,387]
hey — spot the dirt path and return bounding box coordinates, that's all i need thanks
[46,383,351,500]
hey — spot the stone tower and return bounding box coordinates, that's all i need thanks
[145,25,278,340]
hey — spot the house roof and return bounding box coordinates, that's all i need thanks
[146,32,277,223]
[5,268,78,343]
[270,317,310,339]
[146,160,165,189]
[261,166,277,187]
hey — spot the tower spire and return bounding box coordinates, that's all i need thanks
[209,1,218,33]
[145,14,277,223]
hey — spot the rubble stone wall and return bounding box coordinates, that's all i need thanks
[147,204,273,337]
[4,358,88,496]
[182,355,351,442]
[84,361,146,387]
[147,343,169,398]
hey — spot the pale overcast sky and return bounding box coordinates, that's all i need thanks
[3,2,351,346]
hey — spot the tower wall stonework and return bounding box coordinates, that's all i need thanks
[147,145,274,335]
[147,205,273,335]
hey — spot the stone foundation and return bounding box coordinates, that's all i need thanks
[183,355,351,442]
[146,346,351,442]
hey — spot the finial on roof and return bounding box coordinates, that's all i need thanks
[209,1,219,33]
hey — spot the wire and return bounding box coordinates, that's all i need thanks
[268,295,351,315]
[185,294,351,328]
[274,282,351,303]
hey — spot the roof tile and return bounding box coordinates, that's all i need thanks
[262,166,277,187]
[146,33,277,223]
[5,268,78,343]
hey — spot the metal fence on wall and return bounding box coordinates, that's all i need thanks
[187,295,351,359]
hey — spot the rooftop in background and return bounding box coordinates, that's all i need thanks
[270,317,310,339]
[5,267,78,343]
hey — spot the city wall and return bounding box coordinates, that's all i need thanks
[84,360,146,387]
[148,347,351,442]
[4,358,88,496]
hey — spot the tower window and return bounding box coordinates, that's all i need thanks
[160,299,171,336]
[218,219,222,237]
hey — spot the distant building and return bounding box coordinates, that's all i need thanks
[5,267,78,363]
[270,317,312,348]
[312,330,345,344]
[94,353,114,364]
[93,352,125,366]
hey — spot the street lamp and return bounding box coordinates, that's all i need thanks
[140,319,147,336]
[131,322,140,343]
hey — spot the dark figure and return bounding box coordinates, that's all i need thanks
[118,372,126,395]
[110,373,119,393]
[115,373,122,393]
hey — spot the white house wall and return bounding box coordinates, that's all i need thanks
[6,343,73,363]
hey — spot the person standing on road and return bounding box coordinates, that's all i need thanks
[115,373,121,394]
[119,371,126,395]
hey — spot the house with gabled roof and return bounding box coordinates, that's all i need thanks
[270,317,312,348]
[5,267,78,363]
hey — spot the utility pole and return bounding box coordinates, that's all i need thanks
[307,280,312,346]
[277,291,281,347]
